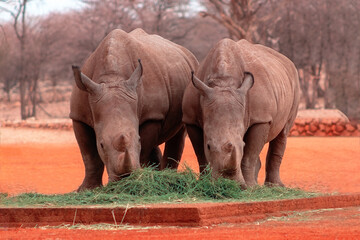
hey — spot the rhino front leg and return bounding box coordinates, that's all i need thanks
[242,123,270,187]
[73,120,104,191]
[265,128,287,187]
[186,124,208,173]
[255,156,262,184]
[139,120,162,167]
[161,125,186,170]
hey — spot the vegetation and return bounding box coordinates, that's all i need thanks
[0,167,319,207]
[1,0,360,120]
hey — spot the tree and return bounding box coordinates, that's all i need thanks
[0,0,30,119]
[202,0,360,119]
[79,0,194,44]
[0,24,18,102]
[199,0,268,42]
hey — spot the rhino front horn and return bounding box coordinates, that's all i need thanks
[72,65,102,94]
[191,71,213,97]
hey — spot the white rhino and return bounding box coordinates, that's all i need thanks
[71,29,198,191]
[182,39,300,188]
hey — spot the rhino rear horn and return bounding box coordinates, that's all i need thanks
[191,71,213,97]
[125,59,143,90]
[238,72,254,95]
[72,65,102,94]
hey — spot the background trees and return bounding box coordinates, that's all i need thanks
[0,0,359,120]
[200,0,360,120]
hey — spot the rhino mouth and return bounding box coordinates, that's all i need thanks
[108,171,132,182]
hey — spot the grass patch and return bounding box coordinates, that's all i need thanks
[0,167,319,207]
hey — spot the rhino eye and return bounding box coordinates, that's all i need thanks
[100,143,104,149]
[207,144,211,150]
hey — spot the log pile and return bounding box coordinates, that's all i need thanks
[289,109,359,137]
[289,118,359,136]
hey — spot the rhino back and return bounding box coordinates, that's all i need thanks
[71,29,197,139]
[236,39,300,139]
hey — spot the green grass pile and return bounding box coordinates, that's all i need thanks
[0,167,319,206]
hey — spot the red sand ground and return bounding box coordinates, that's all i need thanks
[2,207,360,240]
[0,128,360,239]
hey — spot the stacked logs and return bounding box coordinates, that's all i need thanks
[289,118,360,137]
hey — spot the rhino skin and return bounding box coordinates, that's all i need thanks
[182,39,300,188]
[70,28,198,191]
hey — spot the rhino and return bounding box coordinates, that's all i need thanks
[70,28,198,191]
[182,39,300,188]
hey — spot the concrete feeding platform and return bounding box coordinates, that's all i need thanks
[1,193,360,227]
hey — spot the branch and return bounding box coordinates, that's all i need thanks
[200,11,246,40]
[0,5,17,18]
[0,1,24,40]
[251,0,267,15]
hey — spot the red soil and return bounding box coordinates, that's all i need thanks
[1,129,360,239]
[2,207,360,240]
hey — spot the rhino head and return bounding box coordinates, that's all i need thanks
[191,71,254,184]
[72,60,143,182]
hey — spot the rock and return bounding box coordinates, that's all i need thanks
[345,123,356,132]
[290,130,300,136]
[318,124,326,132]
[309,122,318,132]
[335,122,345,132]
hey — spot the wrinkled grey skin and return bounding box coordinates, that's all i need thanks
[70,29,198,191]
[182,39,300,188]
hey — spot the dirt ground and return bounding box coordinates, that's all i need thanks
[1,127,360,239]
[2,207,360,240]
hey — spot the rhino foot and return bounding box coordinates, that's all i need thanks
[264,180,285,188]
[77,182,103,192]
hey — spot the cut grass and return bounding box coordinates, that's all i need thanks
[0,167,320,207]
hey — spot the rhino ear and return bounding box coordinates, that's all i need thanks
[72,65,102,94]
[238,72,254,95]
[125,59,143,91]
[191,71,213,97]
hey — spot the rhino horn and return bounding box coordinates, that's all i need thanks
[229,146,237,169]
[237,72,254,95]
[125,59,143,90]
[222,142,234,153]
[191,71,213,97]
[112,134,127,152]
[72,65,102,94]
[123,149,133,171]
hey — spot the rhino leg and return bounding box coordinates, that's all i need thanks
[160,125,186,169]
[186,124,208,173]
[148,147,162,169]
[242,123,270,187]
[139,120,162,167]
[254,156,262,184]
[73,120,104,191]
[264,128,287,187]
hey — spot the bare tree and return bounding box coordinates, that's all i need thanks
[79,0,194,43]
[201,0,360,119]
[0,24,18,102]
[0,0,30,119]
[199,0,268,42]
